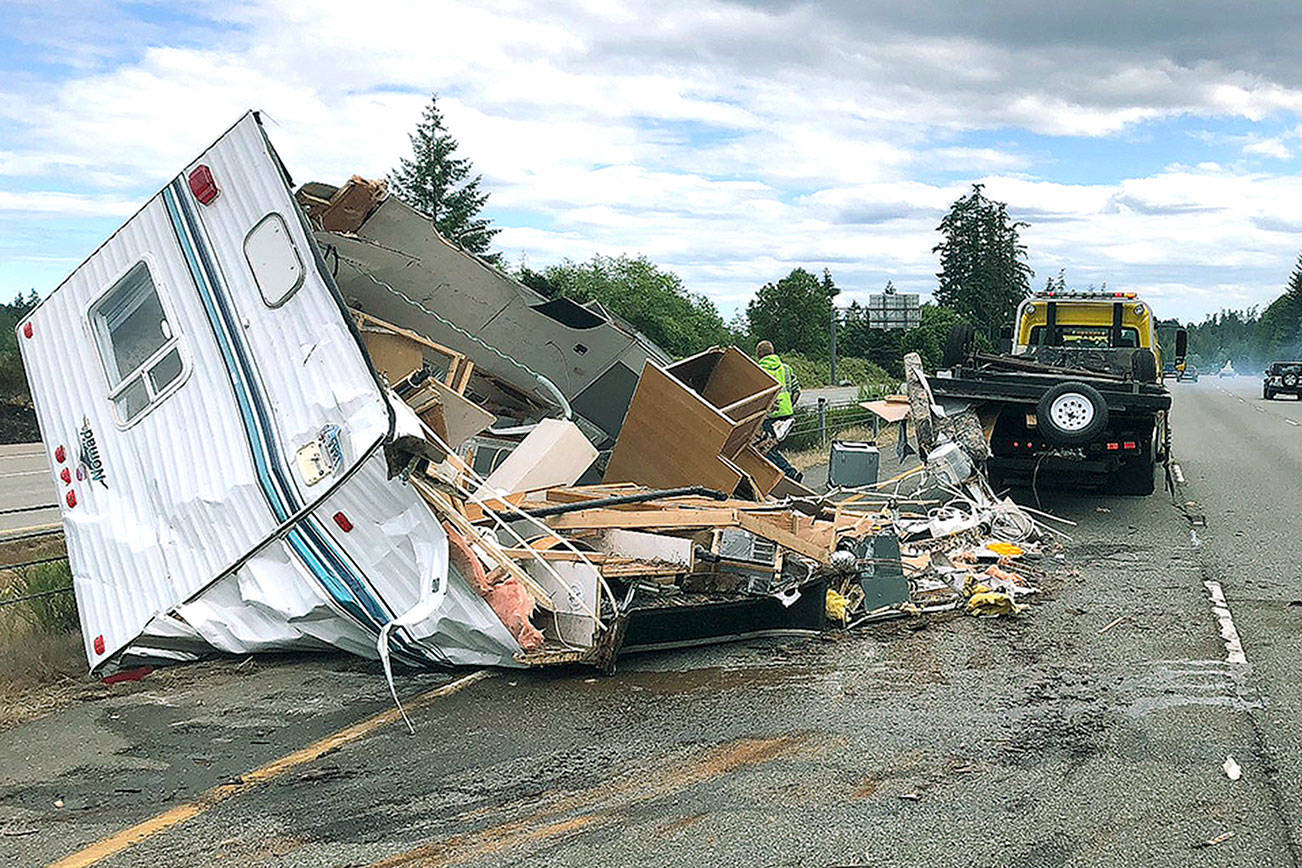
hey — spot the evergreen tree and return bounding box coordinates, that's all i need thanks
[1257,254,1302,358]
[747,268,835,358]
[933,183,1033,338]
[390,95,500,260]
[1042,268,1067,294]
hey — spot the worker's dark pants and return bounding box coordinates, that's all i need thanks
[762,417,799,479]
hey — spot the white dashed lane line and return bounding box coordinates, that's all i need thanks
[1205,580,1249,665]
[1287,419,1300,427]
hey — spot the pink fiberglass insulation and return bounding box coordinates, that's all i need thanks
[443,522,544,652]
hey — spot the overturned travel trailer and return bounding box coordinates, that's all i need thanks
[19,112,870,676]
[16,112,546,673]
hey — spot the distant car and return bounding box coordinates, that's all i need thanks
[1219,362,1236,378]
[1177,365,1199,382]
[1263,361,1302,400]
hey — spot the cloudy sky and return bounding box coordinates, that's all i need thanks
[4,0,1302,323]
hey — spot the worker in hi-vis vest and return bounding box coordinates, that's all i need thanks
[755,340,802,482]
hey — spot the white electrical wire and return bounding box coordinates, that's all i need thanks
[412,415,616,628]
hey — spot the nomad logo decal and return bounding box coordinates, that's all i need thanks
[78,417,107,487]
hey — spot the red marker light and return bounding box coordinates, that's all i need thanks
[1123,441,1137,450]
[188,164,220,205]
[333,511,353,532]
[66,490,77,508]
[55,445,66,463]
[60,467,71,484]
[22,322,33,339]
[1105,442,1120,451]
[93,635,105,655]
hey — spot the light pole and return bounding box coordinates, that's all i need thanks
[829,303,838,385]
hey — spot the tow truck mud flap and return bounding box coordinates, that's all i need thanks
[618,578,828,653]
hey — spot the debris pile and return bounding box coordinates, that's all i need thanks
[377,338,1069,670]
[16,113,1074,678]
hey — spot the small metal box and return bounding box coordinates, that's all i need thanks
[828,440,879,489]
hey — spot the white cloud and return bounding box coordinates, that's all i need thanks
[4,0,1302,321]
[0,191,137,217]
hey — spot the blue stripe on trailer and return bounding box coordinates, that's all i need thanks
[166,181,437,666]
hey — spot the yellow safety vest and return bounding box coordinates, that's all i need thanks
[759,354,794,418]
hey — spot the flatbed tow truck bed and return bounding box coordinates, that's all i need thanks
[930,353,1173,495]
[931,368,1172,414]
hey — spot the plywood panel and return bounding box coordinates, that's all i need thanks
[361,330,423,383]
[605,363,737,491]
[734,444,784,496]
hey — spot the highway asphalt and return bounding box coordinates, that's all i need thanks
[0,442,59,536]
[5,376,1302,867]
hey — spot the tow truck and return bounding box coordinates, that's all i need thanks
[931,290,1186,496]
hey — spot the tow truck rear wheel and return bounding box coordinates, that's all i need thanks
[942,323,977,369]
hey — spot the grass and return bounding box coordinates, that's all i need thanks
[786,423,899,472]
[5,560,78,633]
[0,559,88,728]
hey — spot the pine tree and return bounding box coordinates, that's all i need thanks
[933,183,1033,338]
[1256,253,1302,358]
[389,95,500,260]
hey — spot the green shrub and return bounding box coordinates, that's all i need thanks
[782,352,895,389]
[7,561,78,633]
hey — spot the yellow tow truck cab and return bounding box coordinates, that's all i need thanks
[1013,291,1159,365]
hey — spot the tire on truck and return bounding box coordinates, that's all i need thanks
[942,323,977,369]
[1036,381,1109,446]
[1130,348,1158,384]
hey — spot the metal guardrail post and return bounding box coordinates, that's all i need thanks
[817,396,827,445]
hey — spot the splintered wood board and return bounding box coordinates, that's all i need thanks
[545,484,646,504]
[736,512,831,564]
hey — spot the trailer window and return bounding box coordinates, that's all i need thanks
[244,213,304,306]
[90,261,186,425]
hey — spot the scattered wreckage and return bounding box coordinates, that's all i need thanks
[16,112,1065,681]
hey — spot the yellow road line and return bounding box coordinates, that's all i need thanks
[47,669,493,868]
[369,733,812,867]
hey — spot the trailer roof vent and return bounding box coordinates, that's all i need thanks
[188,165,220,205]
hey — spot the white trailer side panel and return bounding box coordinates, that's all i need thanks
[15,113,491,670]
